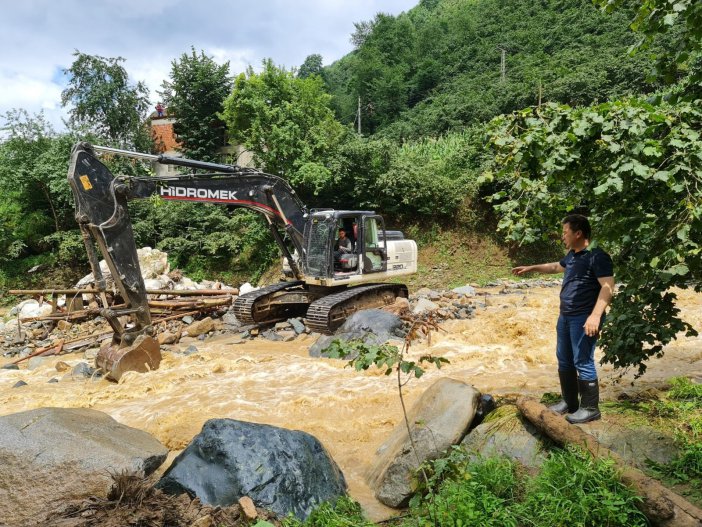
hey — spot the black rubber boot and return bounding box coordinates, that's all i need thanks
[548,370,579,414]
[566,379,601,423]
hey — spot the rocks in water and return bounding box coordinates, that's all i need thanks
[157,419,346,521]
[261,329,283,341]
[461,405,549,469]
[12,380,27,388]
[309,309,403,358]
[288,318,306,335]
[367,378,481,508]
[1,363,19,370]
[0,407,168,526]
[185,317,215,338]
[70,362,96,379]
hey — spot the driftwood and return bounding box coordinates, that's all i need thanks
[517,397,702,527]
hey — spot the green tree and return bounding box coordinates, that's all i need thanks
[595,0,702,95]
[61,51,151,149]
[485,99,702,375]
[221,59,345,196]
[0,110,81,264]
[298,54,324,79]
[160,47,232,161]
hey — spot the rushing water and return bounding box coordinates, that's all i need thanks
[1,286,700,519]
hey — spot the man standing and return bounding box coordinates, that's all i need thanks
[512,214,614,423]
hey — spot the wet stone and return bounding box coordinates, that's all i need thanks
[48,378,59,383]
[288,318,306,334]
[27,357,47,370]
[183,345,199,356]
[71,362,95,378]
[182,316,194,325]
[261,329,283,342]
[2,363,19,370]
[13,380,27,388]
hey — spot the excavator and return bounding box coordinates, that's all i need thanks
[67,142,417,380]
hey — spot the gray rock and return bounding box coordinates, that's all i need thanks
[19,347,32,359]
[0,407,168,526]
[368,378,481,508]
[577,420,679,469]
[182,316,194,324]
[26,356,47,370]
[71,362,95,378]
[461,405,549,469]
[288,318,306,334]
[262,329,283,341]
[1,363,19,370]
[182,345,199,356]
[275,321,291,330]
[452,285,476,296]
[157,419,346,520]
[309,309,402,358]
[222,312,242,330]
[427,291,442,301]
[48,378,59,383]
[412,298,439,315]
[12,380,27,388]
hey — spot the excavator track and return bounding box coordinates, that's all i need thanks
[305,283,409,335]
[233,281,306,325]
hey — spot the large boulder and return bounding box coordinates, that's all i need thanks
[75,246,170,289]
[156,419,347,521]
[367,378,481,508]
[460,405,549,469]
[0,407,168,526]
[309,309,403,357]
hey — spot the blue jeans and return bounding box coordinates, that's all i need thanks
[556,314,602,381]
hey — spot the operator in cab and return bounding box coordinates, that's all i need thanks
[334,228,353,255]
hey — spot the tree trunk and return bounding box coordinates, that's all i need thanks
[517,397,702,527]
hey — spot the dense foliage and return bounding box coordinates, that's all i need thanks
[324,0,662,138]
[485,99,701,374]
[160,48,232,161]
[61,51,152,149]
[222,59,345,195]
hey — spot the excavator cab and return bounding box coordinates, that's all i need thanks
[302,211,389,280]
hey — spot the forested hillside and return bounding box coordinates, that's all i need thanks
[323,0,666,138]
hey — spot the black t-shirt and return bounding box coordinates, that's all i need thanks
[559,247,613,316]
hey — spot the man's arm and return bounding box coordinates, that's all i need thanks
[512,262,564,276]
[584,276,614,337]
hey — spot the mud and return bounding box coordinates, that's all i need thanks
[1,286,700,521]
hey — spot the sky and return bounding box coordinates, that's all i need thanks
[0,0,417,131]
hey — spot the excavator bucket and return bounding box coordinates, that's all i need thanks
[96,335,161,382]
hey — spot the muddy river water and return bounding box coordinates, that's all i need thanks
[1,286,700,519]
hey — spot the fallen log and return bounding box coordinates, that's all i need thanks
[517,397,702,527]
[10,288,238,297]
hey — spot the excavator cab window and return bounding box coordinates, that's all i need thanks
[362,216,387,274]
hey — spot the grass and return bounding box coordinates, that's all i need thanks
[288,445,647,527]
[601,377,702,505]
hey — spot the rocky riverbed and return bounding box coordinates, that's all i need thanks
[0,280,701,523]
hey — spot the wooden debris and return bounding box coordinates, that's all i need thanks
[517,397,702,527]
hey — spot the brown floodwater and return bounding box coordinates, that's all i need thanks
[1,286,701,520]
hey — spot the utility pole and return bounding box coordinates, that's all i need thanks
[497,46,507,83]
[357,96,362,135]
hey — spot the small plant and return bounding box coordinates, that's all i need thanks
[324,315,448,471]
[520,446,647,527]
[281,496,374,527]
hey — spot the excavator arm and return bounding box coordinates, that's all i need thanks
[67,142,308,380]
